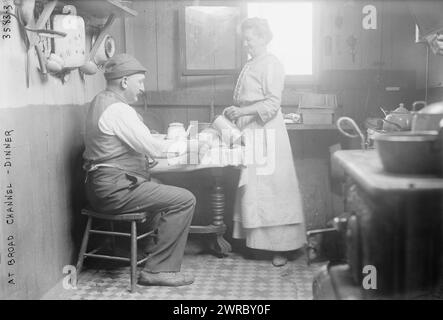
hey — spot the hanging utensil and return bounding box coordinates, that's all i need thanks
[35,44,48,78]
[4,1,60,85]
[93,34,116,65]
[14,7,31,87]
[30,0,58,81]
[336,117,366,150]
[53,5,86,70]
[79,14,116,75]
[88,14,116,60]
[0,10,66,36]
[17,0,35,26]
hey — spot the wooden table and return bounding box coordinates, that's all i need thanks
[150,158,237,257]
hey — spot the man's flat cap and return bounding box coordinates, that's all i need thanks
[104,53,147,80]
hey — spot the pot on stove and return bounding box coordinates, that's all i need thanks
[411,101,443,132]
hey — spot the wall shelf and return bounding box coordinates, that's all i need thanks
[64,0,137,18]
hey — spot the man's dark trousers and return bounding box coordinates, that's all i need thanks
[85,167,195,272]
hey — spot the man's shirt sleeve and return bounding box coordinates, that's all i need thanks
[98,102,186,158]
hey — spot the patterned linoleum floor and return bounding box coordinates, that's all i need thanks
[45,250,325,300]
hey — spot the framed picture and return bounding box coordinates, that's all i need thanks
[179,3,246,76]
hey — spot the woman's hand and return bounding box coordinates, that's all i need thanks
[224,106,244,121]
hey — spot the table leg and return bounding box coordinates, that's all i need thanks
[209,168,232,257]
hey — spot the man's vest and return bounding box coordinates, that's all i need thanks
[83,90,147,175]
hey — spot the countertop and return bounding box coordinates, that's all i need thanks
[333,149,443,196]
[285,123,337,131]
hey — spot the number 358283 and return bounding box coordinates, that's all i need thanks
[2,4,13,40]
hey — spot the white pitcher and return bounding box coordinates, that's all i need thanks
[211,110,243,146]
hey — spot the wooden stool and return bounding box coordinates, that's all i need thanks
[76,209,156,293]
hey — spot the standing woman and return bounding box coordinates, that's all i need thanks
[224,17,306,267]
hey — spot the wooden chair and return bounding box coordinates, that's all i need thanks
[76,208,156,293]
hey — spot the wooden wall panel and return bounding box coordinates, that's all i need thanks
[156,0,178,91]
[0,111,19,298]
[0,105,88,300]
[127,0,426,126]
[161,106,189,126]
[131,0,158,90]
[0,171,5,296]
[186,106,211,124]
[319,1,421,72]
[10,143,35,299]
[0,1,123,300]
[29,107,53,298]
[130,0,238,108]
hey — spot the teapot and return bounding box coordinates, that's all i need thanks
[166,122,193,140]
[381,103,412,131]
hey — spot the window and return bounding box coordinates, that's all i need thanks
[247,2,314,78]
[179,5,244,75]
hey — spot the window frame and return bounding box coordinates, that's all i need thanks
[178,1,247,76]
[246,0,320,86]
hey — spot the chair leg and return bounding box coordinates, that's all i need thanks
[130,221,137,293]
[76,217,92,274]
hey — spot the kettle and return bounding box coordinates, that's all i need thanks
[166,122,193,140]
[381,103,412,131]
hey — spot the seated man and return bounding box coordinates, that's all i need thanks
[83,53,205,287]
